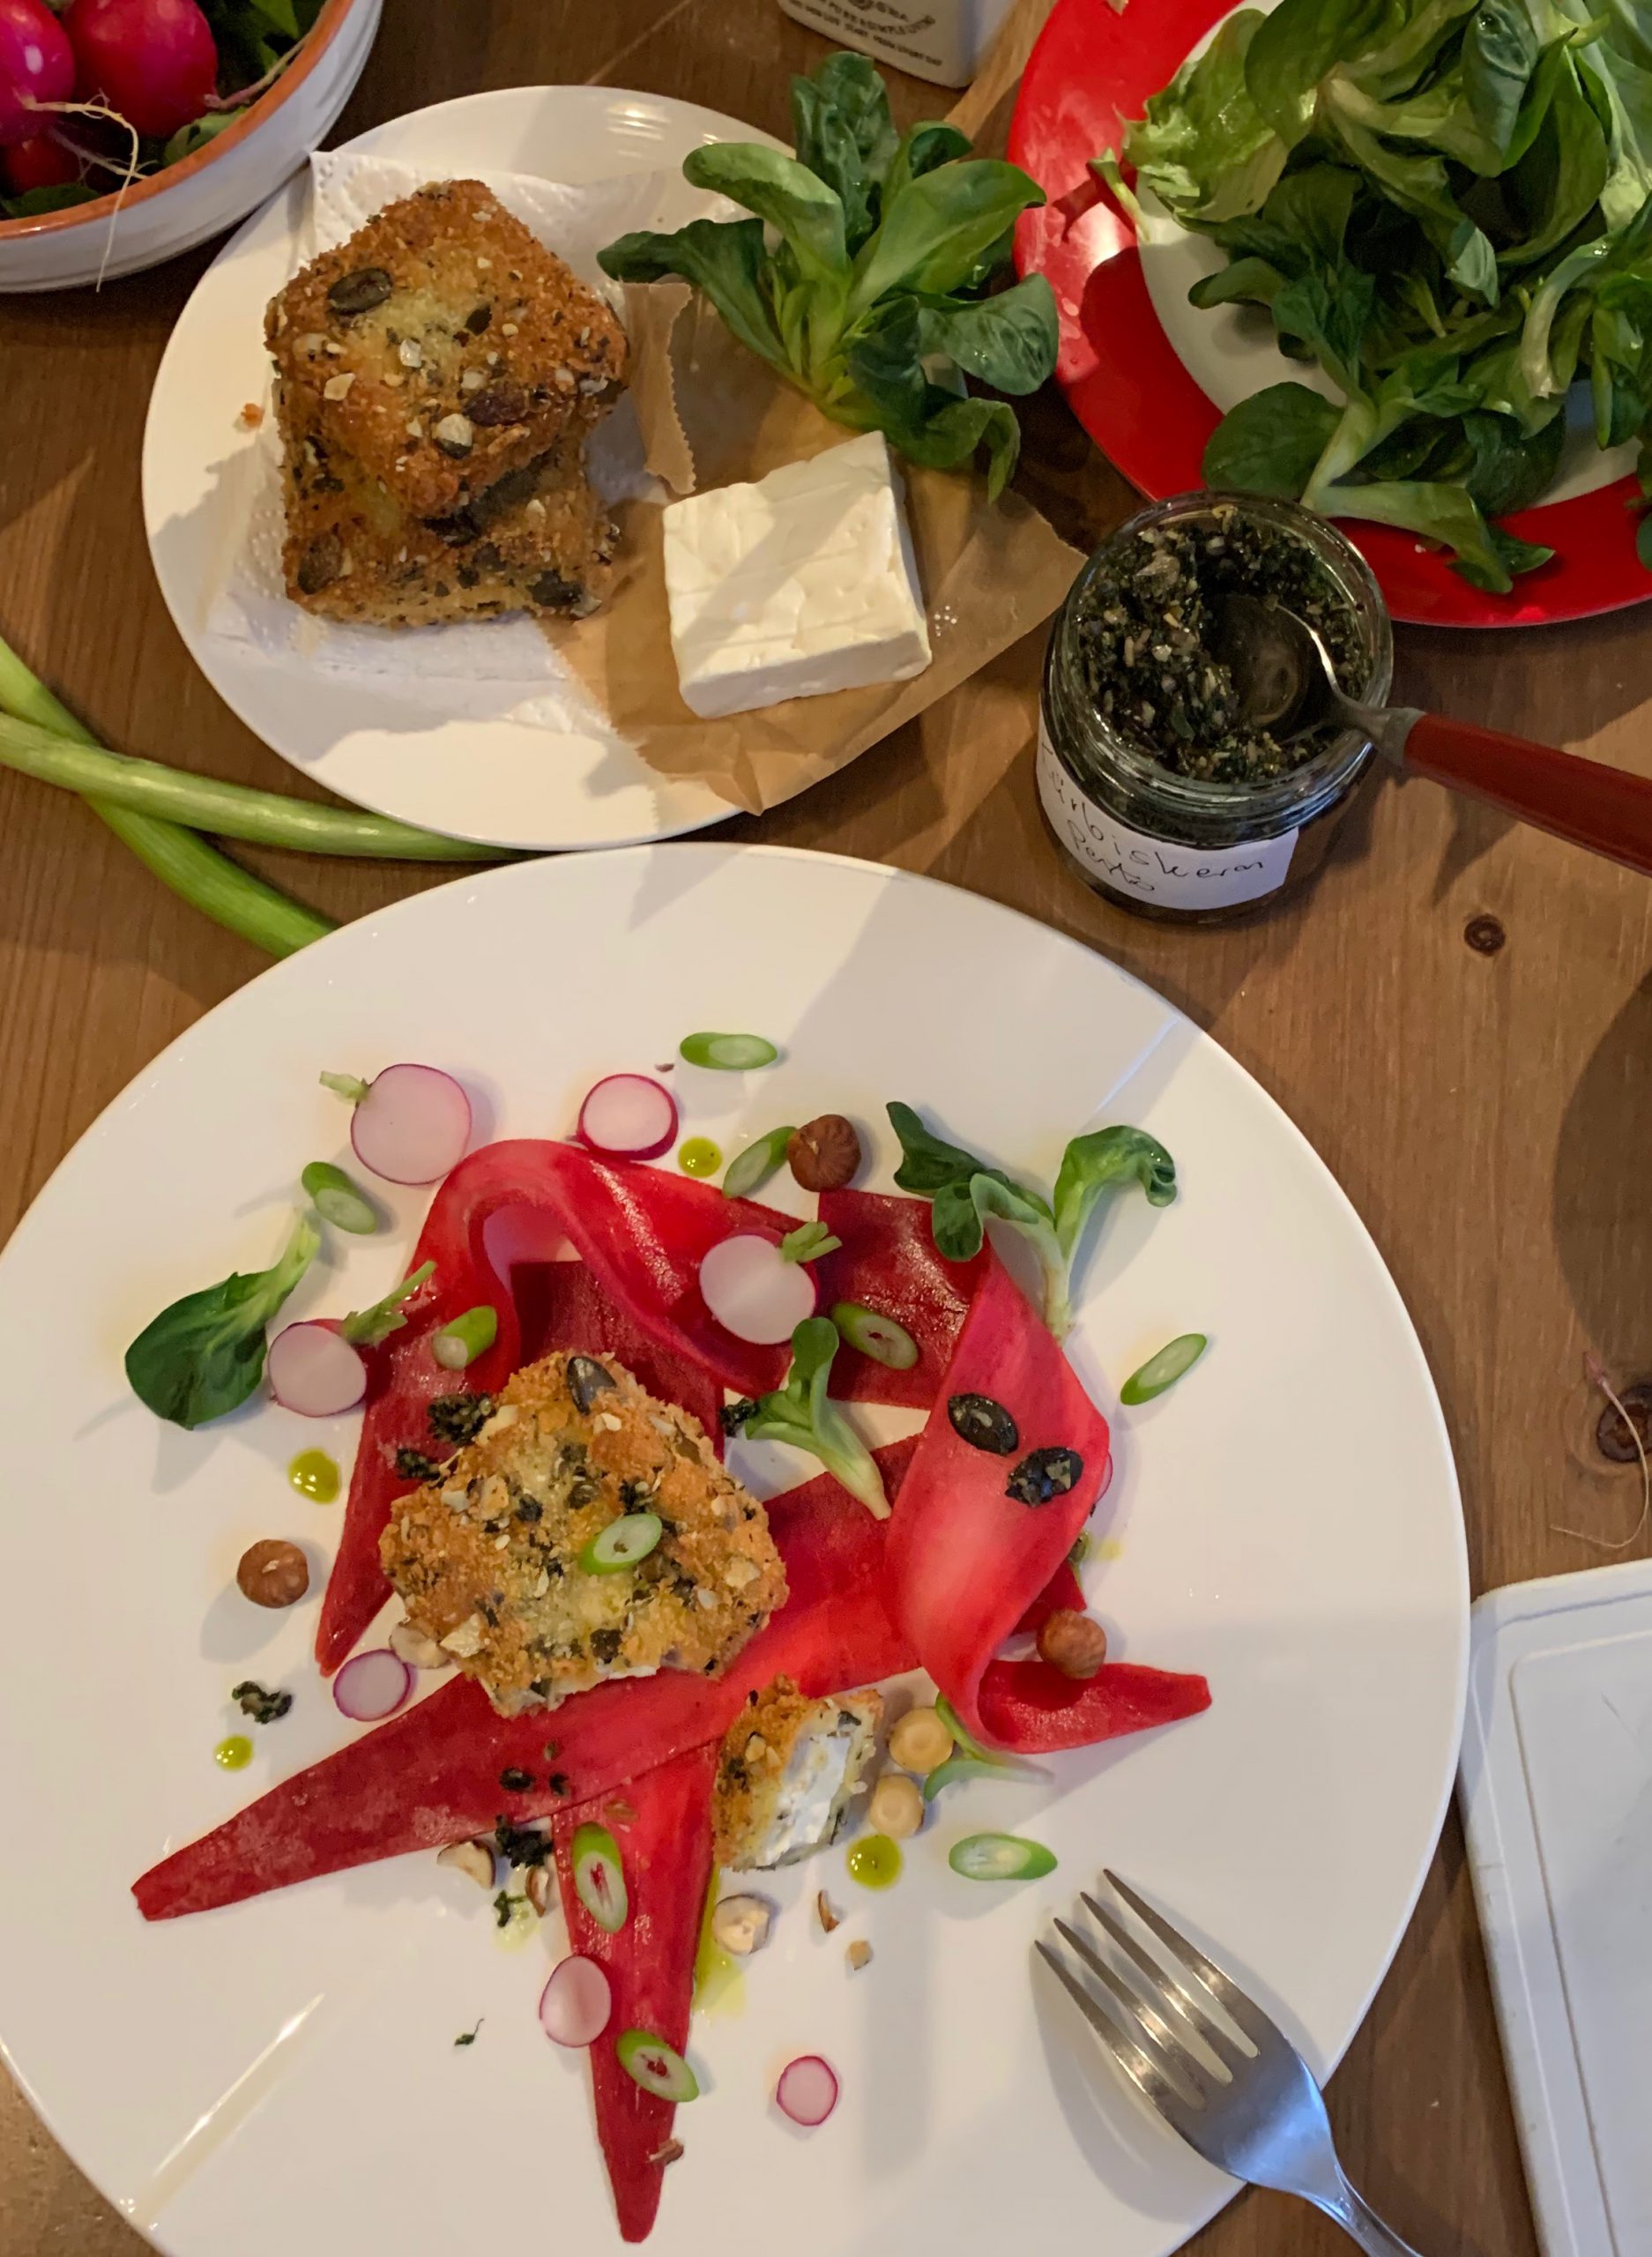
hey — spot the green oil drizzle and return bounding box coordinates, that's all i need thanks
[678,1137,723,1179]
[214,1736,253,1770]
[288,1449,340,1503]
[847,1833,903,1890]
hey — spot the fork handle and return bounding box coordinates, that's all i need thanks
[1313,2172,1428,2257]
[1397,711,1652,878]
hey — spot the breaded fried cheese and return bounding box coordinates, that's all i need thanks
[381,1353,786,1715]
[712,1678,883,1869]
[266,179,628,519]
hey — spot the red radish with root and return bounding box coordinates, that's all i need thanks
[697,1233,817,1345]
[321,1064,473,1185]
[4,128,77,187]
[63,0,218,140]
[0,0,74,149]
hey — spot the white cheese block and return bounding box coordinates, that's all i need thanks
[662,432,932,719]
[739,1695,882,1870]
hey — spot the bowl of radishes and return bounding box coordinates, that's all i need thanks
[0,0,380,291]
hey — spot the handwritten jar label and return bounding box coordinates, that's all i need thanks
[1037,718,1298,912]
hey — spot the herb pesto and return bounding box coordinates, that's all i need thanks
[1072,505,1363,783]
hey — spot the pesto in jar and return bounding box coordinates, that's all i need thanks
[1071,504,1365,783]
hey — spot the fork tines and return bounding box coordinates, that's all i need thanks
[1038,1871,1266,2116]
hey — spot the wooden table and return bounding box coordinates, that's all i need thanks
[6,0,1649,2248]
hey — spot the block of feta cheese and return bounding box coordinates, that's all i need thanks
[713,1678,884,1869]
[661,432,932,719]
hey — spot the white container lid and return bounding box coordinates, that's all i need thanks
[1459,1557,1652,2257]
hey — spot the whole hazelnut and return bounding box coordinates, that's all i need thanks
[1037,1609,1109,1680]
[236,1538,309,1609]
[788,1114,861,1193]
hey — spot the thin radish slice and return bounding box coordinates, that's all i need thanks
[699,1233,817,1345]
[540,1955,614,2048]
[577,1074,678,1160]
[332,1649,413,1723]
[332,1064,472,1185]
[267,1322,367,1416]
[777,2054,838,2127]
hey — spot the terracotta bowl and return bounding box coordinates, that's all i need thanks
[0,0,382,293]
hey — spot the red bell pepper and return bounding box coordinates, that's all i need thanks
[885,1255,1115,1747]
[317,1140,793,1674]
[134,1446,919,1922]
[814,1188,986,1407]
[514,1260,725,1455]
[552,1745,718,2243]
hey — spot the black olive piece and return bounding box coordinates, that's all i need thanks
[948,1392,1020,1456]
[720,1398,757,1436]
[427,508,481,547]
[499,1766,533,1792]
[457,566,480,590]
[529,570,582,612]
[295,532,344,594]
[394,1446,445,1483]
[428,1391,494,1448]
[567,1355,616,1413]
[515,1497,544,1523]
[465,303,494,334]
[548,1773,570,1796]
[591,1628,623,1664]
[327,266,393,317]
[469,382,529,427]
[1006,1447,1084,1507]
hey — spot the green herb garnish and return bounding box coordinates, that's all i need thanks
[888,1104,1176,1337]
[231,1680,294,1724]
[599,52,1058,498]
[743,1317,888,1519]
[453,2018,484,2047]
[1102,0,1652,588]
[428,1391,495,1449]
[125,1215,319,1428]
[778,1220,844,1265]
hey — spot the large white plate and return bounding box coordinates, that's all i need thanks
[0,846,1467,2257]
[142,88,785,853]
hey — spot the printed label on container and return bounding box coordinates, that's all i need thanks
[1037,719,1297,912]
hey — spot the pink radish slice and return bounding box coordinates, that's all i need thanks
[332,1649,413,1723]
[267,1322,367,1416]
[698,1233,817,1345]
[349,1065,472,1185]
[777,2054,838,2127]
[577,1074,678,1160]
[540,1955,614,2048]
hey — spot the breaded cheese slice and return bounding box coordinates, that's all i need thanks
[380,1352,785,1716]
[713,1677,883,1870]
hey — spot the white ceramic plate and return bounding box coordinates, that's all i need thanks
[0,846,1467,2257]
[142,88,785,853]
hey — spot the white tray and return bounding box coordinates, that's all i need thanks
[1459,1557,1652,2257]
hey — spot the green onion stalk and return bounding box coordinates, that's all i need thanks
[0,631,510,958]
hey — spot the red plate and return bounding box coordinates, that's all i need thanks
[1008,0,1651,628]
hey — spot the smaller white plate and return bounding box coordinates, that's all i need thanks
[1459,1558,1652,2257]
[142,88,783,853]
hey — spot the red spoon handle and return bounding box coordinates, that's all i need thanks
[1403,712,1652,878]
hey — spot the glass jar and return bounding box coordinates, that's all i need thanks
[1038,493,1394,925]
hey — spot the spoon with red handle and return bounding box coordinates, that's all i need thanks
[1212,592,1652,877]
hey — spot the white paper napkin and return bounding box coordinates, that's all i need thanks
[205,153,720,698]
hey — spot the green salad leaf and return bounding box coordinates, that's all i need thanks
[599,51,1057,497]
[740,1317,888,1519]
[887,1104,1176,1338]
[125,1217,319,1429]
[1103,0,1652,585]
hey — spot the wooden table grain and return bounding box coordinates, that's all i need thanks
[5,0,1648,2250]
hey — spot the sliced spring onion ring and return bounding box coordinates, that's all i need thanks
[1120,1332,1208,1404]
[679,1032,779,1071]
[924,1696,1045,1799]
[934,1695,999,1767]
[571,1822,629,1933]
[723,1125,795,1200]
[616,2029,699,2101]
[830,1301,919,1370]
[432,1305,498,1372]
[578,1512,663,1575]
[949,1832,1058,1881]
[300,1159,379,1235]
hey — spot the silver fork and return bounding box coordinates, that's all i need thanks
[1038,1872,1425,2257]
